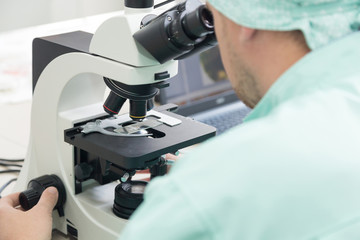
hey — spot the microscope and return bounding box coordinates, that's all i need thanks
[13,0,217,239]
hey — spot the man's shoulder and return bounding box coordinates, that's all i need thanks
[167,97,360,238]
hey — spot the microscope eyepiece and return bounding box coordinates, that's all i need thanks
[201,6,214,29]
[182,5,214,39]
[133,0,217,64]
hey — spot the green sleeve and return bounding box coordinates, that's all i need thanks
[119,176,211,240]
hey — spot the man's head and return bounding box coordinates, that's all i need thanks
[206,0,360,108]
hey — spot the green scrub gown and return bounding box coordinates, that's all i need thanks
[120,32,360,239]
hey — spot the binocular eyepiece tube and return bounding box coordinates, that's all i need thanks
[103,0,218,121]
[182,4,214,39]
[133,0,217,64]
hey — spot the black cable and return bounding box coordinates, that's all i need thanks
[0,178,17,199]
[0,170,21,174]
[0,158,24,162]
[0,162,22,168]
[0,158,23,198]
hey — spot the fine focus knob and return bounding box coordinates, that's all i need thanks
[19,174,66,216]
[19,188,39,210]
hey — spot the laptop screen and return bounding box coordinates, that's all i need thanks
[157,46,239,116]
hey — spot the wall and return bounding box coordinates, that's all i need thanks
[0,0,123,32]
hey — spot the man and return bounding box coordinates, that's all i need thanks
[0,187,58,239]
[1,0,360,239]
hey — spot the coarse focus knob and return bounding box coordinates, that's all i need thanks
[19,174,66,216]
[19,188,39,210]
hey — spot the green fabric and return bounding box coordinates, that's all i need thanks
[207,0,360,50]
[120,32,360,239]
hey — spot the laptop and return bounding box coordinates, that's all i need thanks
[157,46,251,135]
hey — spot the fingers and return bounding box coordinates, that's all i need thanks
[0,192,20,208]
[165,154,178,161]
[32,187,58,216]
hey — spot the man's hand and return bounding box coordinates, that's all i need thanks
[0,187,58,240]
[165,153,178,171]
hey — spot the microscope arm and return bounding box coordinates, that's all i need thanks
[15,44,176,238]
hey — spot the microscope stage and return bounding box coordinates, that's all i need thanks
[64,109,216,170]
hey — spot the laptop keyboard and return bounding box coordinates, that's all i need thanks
[195,103,251,135]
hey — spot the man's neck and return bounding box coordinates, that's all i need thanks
[248,31,311,97]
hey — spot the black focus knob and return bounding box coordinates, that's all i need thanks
[19,188,39,210]
[113,181,147,219]
[150,162,167,179]
[75,163,94,182]
[19,175,66,216]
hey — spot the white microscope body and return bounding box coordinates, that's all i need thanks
[14,4,177,240]
[13,0,216,239]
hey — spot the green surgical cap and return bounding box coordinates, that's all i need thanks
[207,0,360,49]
